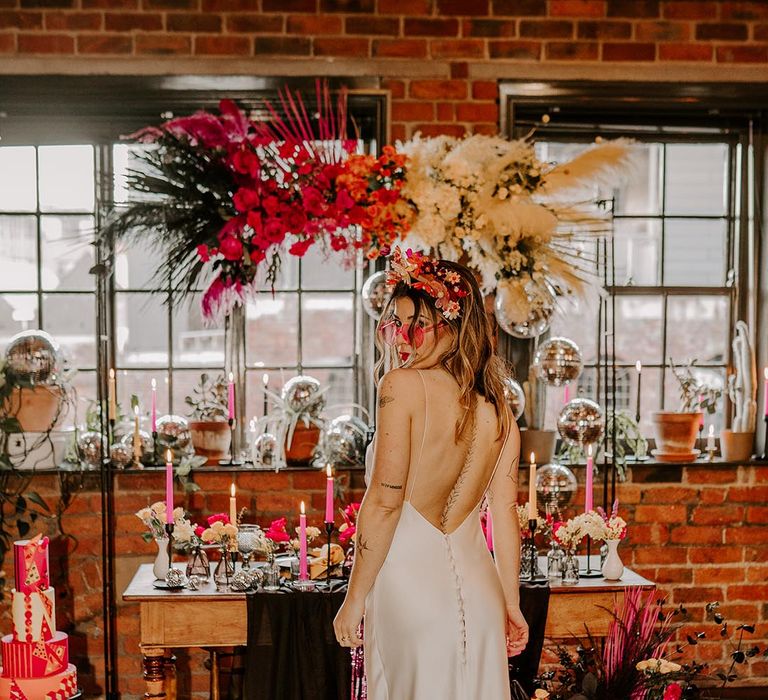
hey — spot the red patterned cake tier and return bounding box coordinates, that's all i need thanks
[11,588,56,643]
[0,663,78,700]
[13,536,50,595]
[1,631,69,679]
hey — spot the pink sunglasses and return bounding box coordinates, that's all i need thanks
[377,320,446,348]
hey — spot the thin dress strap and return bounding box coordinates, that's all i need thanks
[405,369,429,502]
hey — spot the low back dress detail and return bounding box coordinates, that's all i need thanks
[362,369,512,700]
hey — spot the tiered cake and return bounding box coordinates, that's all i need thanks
[0,535,78,700]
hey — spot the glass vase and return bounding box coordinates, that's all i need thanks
[186,545,210,580]
[262,552,281,592]
[213,547,235,589]
[546,542,564,580]
[561,552,580,585]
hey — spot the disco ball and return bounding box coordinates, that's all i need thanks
[322,415,369,467]
[155,415,191,454]
[535,463,578,512]
[557,398,604,447]
[494,279,555,340]
[77,431,102,469]
[252,432,277,467]
[502,377,526,421]
[4,330,62,385]
[230,569,254,592]
[165,568,186,588]
[281,376,325,418]
[361,271,390,320]
[120,430,154,463]
[533,337,583,387]
[110,442,133,469]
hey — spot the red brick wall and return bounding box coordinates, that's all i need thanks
[1,1,768,140]
[1,464,766,698]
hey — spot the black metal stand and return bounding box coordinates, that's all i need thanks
[150,429,161,466]
[697,423,704,453]
[525,519,547,586]
[164,522,175,573]
[325,521,334,586]
[580,534,602,578]
[219,418,243,465]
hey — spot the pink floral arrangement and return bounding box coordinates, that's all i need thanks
[264,516,290,544]
[338,502,361,545]
[597,500,628,540]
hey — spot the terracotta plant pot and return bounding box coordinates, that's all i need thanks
[189,421,231,465]
[520,428,557,464]
[3,385,63,432]
[720,429,754,462]
[650,411,702,454]
[285,424,320,466]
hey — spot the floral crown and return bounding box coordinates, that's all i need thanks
[385,247,470,320]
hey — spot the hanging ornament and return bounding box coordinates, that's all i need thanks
[494,278,555,340]
[321,415,369,467]
[155,415,192,453]
[4,330,62,385]
[361,271,390,320]
[557,398,605,447]
[281,376,325,418]
[502,377,526,421]
[535,463,578,511]
[533,337,583,387]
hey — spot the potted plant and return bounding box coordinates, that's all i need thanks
[722,321,757,462]
[185,373,230,465]
[650,360,721,458]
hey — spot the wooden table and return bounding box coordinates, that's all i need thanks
[122,558,654,699]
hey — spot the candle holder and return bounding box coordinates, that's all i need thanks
[325,521,334,587]
[579,534,603,578]
[219,418,243,466]
[164,522,175,574]
[292,578,316,592]
[706,444,716,462]
[525,519,547,586]
[150,430,160,466]
[697,423,704,453]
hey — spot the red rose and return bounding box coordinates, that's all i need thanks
[288,237,313,257]
[250,248,266,264]
[197,244,211,262]
[207,513,230,526]
[335,188,355,211]
[265,517,289,543]
[219,235,243,261]
[339,524,356,545]
[330,234,348,252]
[233,187,260,212]
[194,525,205,538]
[663,684,682,700]
[301,186,326,217]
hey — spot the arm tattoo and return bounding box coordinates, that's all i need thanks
[378,394,395,409]
[356,532,371,560]
[506,454,520,482]
[380,481,403,490]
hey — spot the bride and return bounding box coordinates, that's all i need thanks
[334,248,528,699]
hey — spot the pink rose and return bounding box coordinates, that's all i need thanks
[663,684,682,700]
[194,525,205,538]
[196,244,211,262]
[233,187,260,212]
[207,513,230,526]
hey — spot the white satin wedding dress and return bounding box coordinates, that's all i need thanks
[363,369,512,700]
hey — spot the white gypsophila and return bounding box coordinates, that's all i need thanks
[577,511,608,541]
[604,516,627,540]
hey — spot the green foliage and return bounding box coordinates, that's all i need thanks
[184,373,228,422]
[670,359,723,414]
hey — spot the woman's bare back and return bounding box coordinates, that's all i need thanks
[401,367,513,535]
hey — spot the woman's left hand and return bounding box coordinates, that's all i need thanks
[334,596,365,648]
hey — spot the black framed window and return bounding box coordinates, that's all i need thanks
[502,82,761,436]
[0,76,385,433]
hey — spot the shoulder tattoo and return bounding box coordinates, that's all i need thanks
[378,394,395,409]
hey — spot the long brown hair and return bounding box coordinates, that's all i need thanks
[374,259,512,444]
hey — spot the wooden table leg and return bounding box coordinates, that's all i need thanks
[210,649,220,700]
[142,647,168,699]
[164,651,177,700]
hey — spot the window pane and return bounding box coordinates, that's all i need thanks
[301,245,355,290]
[68,368,96,429]
[0,146,36,212]
[115,292,169,367]
[301,293,354,366]
[666,295,729,365]
[41,215,95,291]
[173,298,224,368]
[634,366,662,437]
[614,143,663,216]
[172,369,219,418]
[0,216,37,290]
[614,295,663,364]
[664,219,727,286]
[549,297,598,364]
[613,218,661,286]
[38,145,95,213]
[307,368,356,413]
[664,143,727,217]
[245,294,298,366]
[0,293,39,339]
[42,293,95,368]
[117,369,169,425]
[113,143,158,204]
[114,238,161,291]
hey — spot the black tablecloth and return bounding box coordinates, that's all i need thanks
[244,583,550,700]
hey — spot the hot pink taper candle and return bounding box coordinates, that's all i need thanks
[563,384,570,405]
[485,508,493,551]
[150,378,157,433]
[165,449,174,525]
[324,465,334,524]
[763,368,768,417]
[299,501,308,581]
[585,444,594,512]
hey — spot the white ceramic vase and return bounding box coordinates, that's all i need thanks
[153,537,170,580]
[601,539,624,581]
